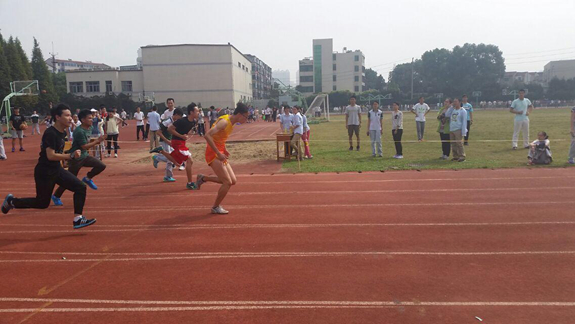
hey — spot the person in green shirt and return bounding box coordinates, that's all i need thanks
[51,109,107,206]
[437,98,452,160]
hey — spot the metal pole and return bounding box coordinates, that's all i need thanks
[410,57,414,100]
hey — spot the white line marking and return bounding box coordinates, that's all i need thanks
[0,221,573,234]
[0,251,574,263]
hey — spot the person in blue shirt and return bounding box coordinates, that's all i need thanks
[445,98,468,162]
[510,89,533,149]
[462,95,473,146]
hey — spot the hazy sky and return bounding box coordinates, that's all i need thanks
[1,0,575,82]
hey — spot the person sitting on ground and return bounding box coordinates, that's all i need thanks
[528,131,552,165]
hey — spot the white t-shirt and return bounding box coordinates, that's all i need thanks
[346,105,361,126]
[412,103,430,122]
[368,109,383,131]
[302,114,310,132]
[134,112,144,126]
[161,108,175,120]
[291,113,303,135]
[280,114,292,132]
[120,111,127,119]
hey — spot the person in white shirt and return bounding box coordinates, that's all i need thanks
[161,98,176,120]
[134,107,145,140]
[367,102,383,157]
[0,132,6,160]
[345,96,362,151]
[197,108,206,136]
[120,109,128,127]
[301,109,312,159]
[279,106,292,133]
[30,111,41,135]
[509,89,533,149]
[411,96,430,141]
[147,106,162,150]
[290,106,304,160]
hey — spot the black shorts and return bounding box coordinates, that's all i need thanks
[348,125,360,137]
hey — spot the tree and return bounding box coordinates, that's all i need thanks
[14,38,32,80]
[4,37,27,81]
[0,33,12,102]
[365,68,386,92]
[52,72,67,102]
[547,78,575,100]
[31,38,57,112]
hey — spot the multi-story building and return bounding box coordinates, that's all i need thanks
[297,38,365,95]
[245,54,272,100]
[502,71,544,86]
[65,43,253,108]
[543,59,575,82]
[45,58,110,73]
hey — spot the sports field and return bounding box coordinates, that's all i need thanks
[284,107,574,172]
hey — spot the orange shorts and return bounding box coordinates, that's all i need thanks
[205,144,226,165]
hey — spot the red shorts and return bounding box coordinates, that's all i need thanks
[170,139,191,165]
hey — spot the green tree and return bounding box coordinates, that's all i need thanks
[547,78,575,100]
[14,38,32,79]
[5,37,27,81]
[52,72,67,101]
[0,33,12,102]
[31,38,57,112]
[365,68,386,92]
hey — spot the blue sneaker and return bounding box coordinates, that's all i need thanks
[153,155,159,169]
[186,182,198,190]
[2,194,14,214]
[51,195,63,206]
[73,216,96,229]
[82,177,98,190]
[163,176,176,182]
[149,146,164,154]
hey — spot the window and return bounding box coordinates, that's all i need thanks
[238,62,241,68]
[354,86,359,92]
[121,81,132,92]
[300,64,313,72]
[86,81,100,93]
[242,64,245,70]
[105,81,112,92]
[300,86,314,93]
[333,75,336,82]
[300,76,313,82]
[355,55,359,61]
[354,76,359,82]
[333,64,336,71]
[333,54,336,60]
[333,85,337,91]
[354,66,359,72]
[69,82,83,93]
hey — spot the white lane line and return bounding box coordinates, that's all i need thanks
[0,221,574,234]
[1,251,574,263]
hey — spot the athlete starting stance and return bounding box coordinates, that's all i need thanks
[196,103,249,214]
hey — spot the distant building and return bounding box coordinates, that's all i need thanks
[245,54,272,100]
[543,59,575,82]
[273,70,291,87]
[297,38,365,95]
[502,71,544,86]
[45,58,110,73]
[65,43,253,108]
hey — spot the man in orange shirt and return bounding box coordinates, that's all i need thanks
[196,103,249,214]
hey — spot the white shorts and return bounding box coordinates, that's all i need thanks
[11,129,23,139]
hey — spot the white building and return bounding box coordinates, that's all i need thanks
[297,39,365,95]
[46,58,110,73]
[65,43,253,108]
[543,59,575,82]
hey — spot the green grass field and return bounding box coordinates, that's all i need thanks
[283,108,574,172]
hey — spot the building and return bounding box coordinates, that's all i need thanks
[543,59,575,82]
[245,54,272,100]
[297,38,365,95]
[65,43,253,108]
[502,71,544,86]
[273,70,292,87]
[45,58,110,73]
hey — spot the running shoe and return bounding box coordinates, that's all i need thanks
[163,176,176,182]
[458,158,466,162]
[179,164,185,171]
[149,146,164,154]
[73,216,96,229]
[211,206,229,214]
[568,159,575,164]
[512,147,517,150]
[82,177,98,190]
[114,153,118,158]
[51,195,63,206]
[186,182,198,190]
[196,174,205,190]
[356,146,360,151]
[152,155,159,169]
[2,194,14,214]
[19,147,25,151]
[396,155,404,159]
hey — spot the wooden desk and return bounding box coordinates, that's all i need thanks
[276,133,292,162]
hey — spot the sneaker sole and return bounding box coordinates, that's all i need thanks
[211,210,229,215]
[74,219,96,229]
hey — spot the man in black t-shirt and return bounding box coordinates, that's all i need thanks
[2,104,97,229]
[9,107,25,152]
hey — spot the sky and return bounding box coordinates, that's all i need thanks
[1,0,575,82]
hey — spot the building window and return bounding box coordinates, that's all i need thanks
[300,76,313,82]
[69,82,83,93]
[105,81,112,92]
[354,66,359,72]
[238,62,241,68]
[86,81,100,93]
[333,85,337,91]
[242,64,245,70]
[333,54,336,60]
[355,55,359,61]
[300,65,313,72]
[354,76,359,82]
[354,86,359,92]
[121,81,132,92]
[300,86,314,93]
[333,75,336,82]
[333,64,336,71]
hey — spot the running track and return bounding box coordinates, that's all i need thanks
[1,124,575,323]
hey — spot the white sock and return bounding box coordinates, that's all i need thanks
[73,215,83,222]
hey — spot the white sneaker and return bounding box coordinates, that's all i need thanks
[179,165,185,171]
[396,155,404,159]
[114,154,118,158]
[211,206,229,214]
[105,154,110,158]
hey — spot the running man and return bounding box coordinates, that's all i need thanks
[152,108,183,182]
[2,104,96,229]
[151,103,199,189]
[196,103,250,214]
[52,109,107,206]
